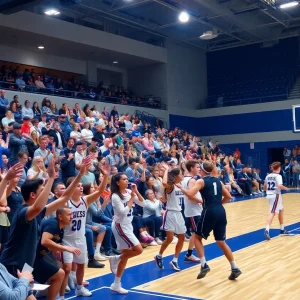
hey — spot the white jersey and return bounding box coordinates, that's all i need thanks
[265,172,282,195]
[181,176,203,217]
[165,185,184,212]
[63,197,88,240]
[112,189,145,225]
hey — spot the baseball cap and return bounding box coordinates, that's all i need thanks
[13,123,22,129]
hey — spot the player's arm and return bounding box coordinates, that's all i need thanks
[187,178,203,204]
[176,179,204,198]
[131,183,146,207]
[264,181,267,191]
[277,176,289,191]
[41,232,81,255]
[27,161,55,222]
[45,157,91,216]
[162,165,173,193]
[221,183,232,204]
[85,162,110,206]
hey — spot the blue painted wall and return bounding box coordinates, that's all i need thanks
[170,109,293,136]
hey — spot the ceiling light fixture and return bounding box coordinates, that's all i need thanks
[44,9,60,16]
[279,1,298,8]
[38,46,45,49]
[113,61,119,64]
[178,11,190,23]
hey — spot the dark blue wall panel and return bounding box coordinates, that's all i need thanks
[170,109,293,136]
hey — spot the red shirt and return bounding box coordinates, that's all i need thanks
[21,123,31,135]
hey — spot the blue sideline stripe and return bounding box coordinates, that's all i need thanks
[62,221,300,300]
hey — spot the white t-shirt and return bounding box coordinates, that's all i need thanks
[81,129,93,143]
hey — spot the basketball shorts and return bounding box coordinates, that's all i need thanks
[267,194,283,214]
[161,210,186,235]
[112,221,140,250]
[62,237,87,264]
[186,215,201,233]
[196,206,227,241]
[33,256,60,284]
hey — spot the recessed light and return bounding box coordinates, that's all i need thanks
[280,1,298,9]
[178,11,190,23]
[113,61,119,64]
[38,46,45,49]
[45,9,60,16]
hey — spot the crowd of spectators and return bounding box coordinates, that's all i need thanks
[0,65,162,109]
[0,89,266,299]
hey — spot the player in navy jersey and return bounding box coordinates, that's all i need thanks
[177,161,242,280]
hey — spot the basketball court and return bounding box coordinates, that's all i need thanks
[62,192,300,300]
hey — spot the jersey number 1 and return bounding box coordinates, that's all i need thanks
[213,182,218,195]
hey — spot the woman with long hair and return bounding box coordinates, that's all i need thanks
[154,166,186,271]
[32,101,41,119]
[81,122,94,144]
[27,156,49,181]
[108,173,145,294]
[70,123,82,142]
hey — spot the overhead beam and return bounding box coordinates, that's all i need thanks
[109,0,151,12]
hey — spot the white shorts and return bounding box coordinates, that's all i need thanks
[112,221,140,250]
[267,194,283,214]
[62,238,87,264]
[161,210,186,235]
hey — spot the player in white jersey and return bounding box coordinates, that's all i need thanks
[182,160,202,263]
[108,173,145,294]
[264,161,293,240]
[59,158,109,299]
[154,166,186,272]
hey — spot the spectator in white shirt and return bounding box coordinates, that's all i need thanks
[38,113,47,131]
[81,122,94,144]
[85,110,96,128]
[21,100,34,119]
[75,141,86,169]
[70,123,82,142]
[2,110,15,130]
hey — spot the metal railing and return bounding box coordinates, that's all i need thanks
[0,81,166,110]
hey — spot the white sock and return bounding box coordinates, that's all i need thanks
[114,276,121,284]
[230,260,238,269]
[95,243,102,253]
[70,271,76,277]
[59,297,65,300]
[172,257,178,263]
[266,225,270,231]
[200,257,206,267]
[77,285,82,290]
[280,224,284,230]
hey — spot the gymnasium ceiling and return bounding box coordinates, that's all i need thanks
[3,0,300,51]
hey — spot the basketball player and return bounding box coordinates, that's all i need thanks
[108,173,145,294]
[59,158,110,299]
[154,166,186,272]
[264,162,292,240]
[176,161,242,280]
[182,160,202,263]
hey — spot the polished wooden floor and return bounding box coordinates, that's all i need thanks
[85,193,300,300]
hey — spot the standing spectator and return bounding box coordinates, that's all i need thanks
[0,90,9,118]
[34,135,53,167]
[81,122,94,144]
[234,148,241,159]
[282,159,292,187]
[60,137,76,184]
[110,105,119,120]
[50,122,66,150]
[283,147,291,161]
[292,160,300,188]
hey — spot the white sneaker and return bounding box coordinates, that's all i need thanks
[108,255,120,274]
[155,237,163,245]
[65,285,71,294]
[149,240,158,246]
[76,286,92,297]
[171,236,178,244]
[110,283,128,294]
[94,252,107,261]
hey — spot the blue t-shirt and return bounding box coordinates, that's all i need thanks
[1,205,46,269]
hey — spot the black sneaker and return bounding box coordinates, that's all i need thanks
[264,230,270,240]
[88,259,105,268]
[197,263,210,279]
[169,260,181,271]
[280,229,295,236]
[228,268,242,280]
[154,255,164,269]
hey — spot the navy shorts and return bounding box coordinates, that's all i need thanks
[33,256,60,284]
[186,215,201,233]
[196,206,227,241]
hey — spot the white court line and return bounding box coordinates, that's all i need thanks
[66,286,191,300]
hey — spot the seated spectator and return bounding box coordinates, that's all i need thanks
[21,116,31,135]
[46,79,55,92]
[237,166,253,195]
[35,75,46,90]
[41,97,57,117]
[51,103,58,115]
[38,113,47,131]
[0,90,9,118]
[125,158,141,183]
[16,75,26,90]
[0,263,34,300]
[32,101,42,119]
[27,156,49,181]
[70,123,82,142]
[146,151,156,166]
[5,73,16,89]
[58,103,69,116]
[81,122,94,144]
[2,110,15,130]
[22,100,34,119]
[85,110,96,128]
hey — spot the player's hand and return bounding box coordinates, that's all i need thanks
[79,157,91,175]
[175,183,183,190]
[130,190,136,199]
[5,206,11,213]
[65,246,81,256]
[17,270,34,283]
[5,163,24,181]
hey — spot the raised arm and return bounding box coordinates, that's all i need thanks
[45,157,91,216]
[86,162,110,206]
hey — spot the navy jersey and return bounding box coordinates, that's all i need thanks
[200,176,223,209]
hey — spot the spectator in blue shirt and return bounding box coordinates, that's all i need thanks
[0,90,9,118]
[125,158,141,183]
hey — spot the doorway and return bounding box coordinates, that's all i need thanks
[267,148,284,166]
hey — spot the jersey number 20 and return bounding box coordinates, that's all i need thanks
[71,220,82,231]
